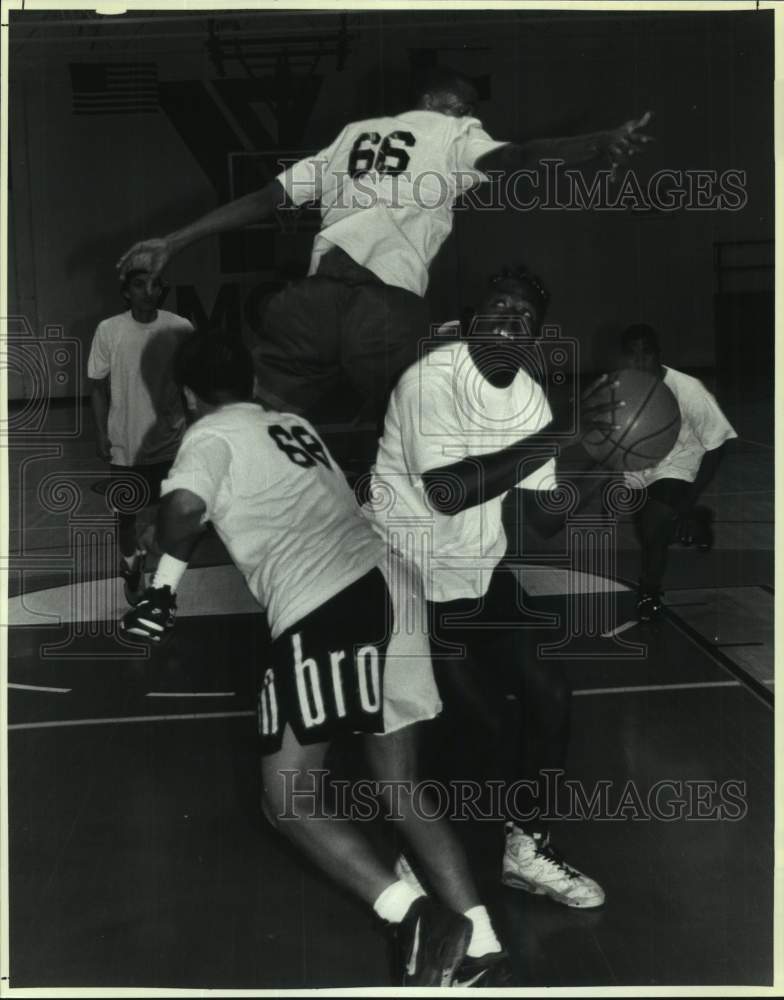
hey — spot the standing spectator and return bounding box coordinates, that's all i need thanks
[88,268,193,603]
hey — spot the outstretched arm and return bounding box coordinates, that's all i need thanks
[422,374,622,516]
[475,111,653,174]
[116,179,290,290]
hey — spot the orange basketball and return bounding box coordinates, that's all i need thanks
[582,369,681,472]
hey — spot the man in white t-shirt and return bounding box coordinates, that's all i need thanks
[120,331,514,988]
[368,266,620,911]
[117,67,651,472]
[619,324,738,621]
[88,268,193,603]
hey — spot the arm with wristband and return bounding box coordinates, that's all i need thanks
[121,429,229,643]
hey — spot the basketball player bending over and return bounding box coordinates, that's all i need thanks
[117,67,651,473]
[368,266,620,909]
[121,332,512,988]
[618,324,737,621]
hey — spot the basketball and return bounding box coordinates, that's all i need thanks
[582,369,681,472]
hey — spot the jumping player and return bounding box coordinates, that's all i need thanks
[367,266,618,909]
[88,267,193,603]
[618,324,737,621]
[116,68,652,470]
[120,332,511,988]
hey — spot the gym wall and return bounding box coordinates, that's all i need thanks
[7,9,773,400]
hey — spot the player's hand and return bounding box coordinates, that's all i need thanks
[96,432,111,462]
[116,237,173,293]
[120,585,177,643]
[600,111,654,178]
[578,373,625,440]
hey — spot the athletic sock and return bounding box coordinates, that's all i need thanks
[151,554,188,593]
[464,905,502,957]
[373,880,424,924]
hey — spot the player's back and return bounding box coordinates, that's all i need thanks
[284,109,502,294]
[183,403,384,638]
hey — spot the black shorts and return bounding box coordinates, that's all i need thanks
[256,567,393,755]
[253,246,428,425]
[108,461,172,516]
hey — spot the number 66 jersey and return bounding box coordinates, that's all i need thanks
[160,402,385,640]
[277,110,506,297]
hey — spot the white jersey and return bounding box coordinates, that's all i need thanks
[368,333,556,603]
[278,110,506,297]
[161,403,384,639]
[87,309,193,466]
[624,366,737,489]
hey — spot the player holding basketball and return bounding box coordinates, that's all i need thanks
[88,267,193,604]
[618,324,737,621]
[367,265,618,909]
[121,332,512,987]
[117,67,652,471]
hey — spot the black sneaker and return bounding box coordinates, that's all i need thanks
[121,585,177,643]
[120,551,146,606]
[397,897,471,987]
[453,949,514,987]
[636,592,663,622]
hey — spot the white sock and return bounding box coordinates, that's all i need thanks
[373,880,424,925]
[464,905,502,957]
[151,553,188,593]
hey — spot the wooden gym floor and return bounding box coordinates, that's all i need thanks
[3,404,775,989]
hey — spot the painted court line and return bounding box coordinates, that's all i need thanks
[8,683,71,694]
[9,679,763,731]
[146,691,236,698]
[573,680,741,697]
[9,711,255,732]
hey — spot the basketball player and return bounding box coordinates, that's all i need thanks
[88,267,193,604]
[618,324,737,621]
[367,266,619,909]
[116,67,652,470]
[120,332,512,987]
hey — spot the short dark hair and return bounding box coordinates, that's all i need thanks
[410,65,477,104]
[173,332,254,405]
[621,323,660,352]
[487,265,550,316]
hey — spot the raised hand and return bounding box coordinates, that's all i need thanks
[116,237,173,294]
[601,111,654,178]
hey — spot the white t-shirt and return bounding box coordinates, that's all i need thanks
[278,110,506,297]
[624,366,737,489]
[368,335,556,603]
[87,309,193,466]
[161,403,384,640]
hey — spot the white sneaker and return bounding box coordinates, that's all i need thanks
[394,853,427,895]
[502,823,605,909]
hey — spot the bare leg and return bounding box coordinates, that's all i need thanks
[364,722,480,913]
[117,512,138,559]
[262,725,394,905]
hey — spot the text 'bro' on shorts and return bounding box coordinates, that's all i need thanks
[257,567,394,754]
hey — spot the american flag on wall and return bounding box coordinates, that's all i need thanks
[69,63,159,115]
